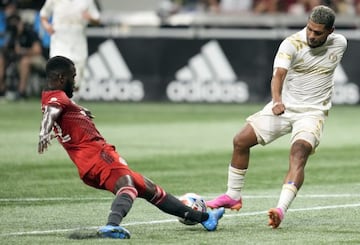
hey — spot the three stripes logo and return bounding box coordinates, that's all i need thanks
[80,39,144,101]
[77,39,358,104]
[166,40,249,103]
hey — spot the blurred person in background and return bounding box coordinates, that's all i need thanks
[0,0,17,98]
[253,0,281,13]
[206,5,347,229]
[40,0,100,101]
[209,0,253,14]
[332,0,356,15]
[355,0,360,14]
[0,13,43,100]
[287,0,322,14]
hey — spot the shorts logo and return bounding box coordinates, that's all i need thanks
[166,40,249,103]
[80,39,144,101]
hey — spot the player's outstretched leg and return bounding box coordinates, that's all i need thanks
[201,207,225,231]
[268,208,284,229]
[206,194,242,211]
[97,225,131,239]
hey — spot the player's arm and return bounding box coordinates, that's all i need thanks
[38,105,62,154]
[40,16,54,35]
[83,0,101,25]
[271,67,287,115]
[271,38,294,115]
[82,11,100,25]
[40,0,55,35]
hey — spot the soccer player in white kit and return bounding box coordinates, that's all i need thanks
[206,5,347,228]
[39,0,100,98]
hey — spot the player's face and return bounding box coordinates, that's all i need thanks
[306,20,333,48]
[64,65,76,98]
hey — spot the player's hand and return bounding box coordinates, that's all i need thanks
[44,23,55,35]
[82,11,92,21]
[272,102,285,115]
[38,133,54,154]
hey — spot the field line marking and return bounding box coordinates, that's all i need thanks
[225,202,360,217]
[1,202,360,237]
[1,193,360,202]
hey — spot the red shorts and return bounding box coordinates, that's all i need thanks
[81,144,146,194]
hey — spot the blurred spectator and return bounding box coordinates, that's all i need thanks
[33,11,50,59]
[355,0,360,14]
[40,0,101,101]
[158,0,360,15]
[287,0,307,14]
[253,0,281,13]
[206,0,220,12]
[0,1,16,55]
[287,0,356,15]
[213,0,253,14]
[332,0,355,14]
[0,14,44,100]
[287,0,322,14]
[1,0,17,16]
[158,0,219,17]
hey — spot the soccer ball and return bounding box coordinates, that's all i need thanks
[178,193,207,225]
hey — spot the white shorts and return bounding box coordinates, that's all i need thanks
[246,102,327,151]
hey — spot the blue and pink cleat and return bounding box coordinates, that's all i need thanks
[97,225,131,239]
[201,207,225,231]
[206,194,242,211]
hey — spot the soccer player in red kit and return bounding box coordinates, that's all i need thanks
[38,56,224,239]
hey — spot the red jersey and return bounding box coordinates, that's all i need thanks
[41,90,108,178]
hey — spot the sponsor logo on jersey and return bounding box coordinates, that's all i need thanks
[80,39,144,101]
[166,40,249,103]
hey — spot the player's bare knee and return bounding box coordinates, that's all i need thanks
[290,140,313,164]
[292,131,317,151]
[114,175,135,193]
[233,130,257,152]
[144,179,166,205]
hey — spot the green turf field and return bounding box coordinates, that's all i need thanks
[0,100,359,244]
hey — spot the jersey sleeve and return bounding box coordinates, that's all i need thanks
[42,91,71,110]
[335,34,348,55]
[273,38,296,70]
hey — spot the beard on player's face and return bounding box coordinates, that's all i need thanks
[64,78,74,98]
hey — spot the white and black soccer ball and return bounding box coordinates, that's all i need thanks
[178,193,207,225]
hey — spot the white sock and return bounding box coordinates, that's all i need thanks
[276,183,298,214]
[225,164,247,200]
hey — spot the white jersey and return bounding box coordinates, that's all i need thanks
[40,0,100,62]
[273,28,347,111]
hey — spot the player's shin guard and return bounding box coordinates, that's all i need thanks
[107,186,138,226]
[226,165,247,200]
[277,182,298,213]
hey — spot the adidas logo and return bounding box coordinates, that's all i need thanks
[166,40,249,103]
[80,39,144,101]
[333,64,359,104]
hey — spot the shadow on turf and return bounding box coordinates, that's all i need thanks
[68,228,101,239]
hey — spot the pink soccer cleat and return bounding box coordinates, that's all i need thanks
[268,208,284,229]
[206,194,242,211]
